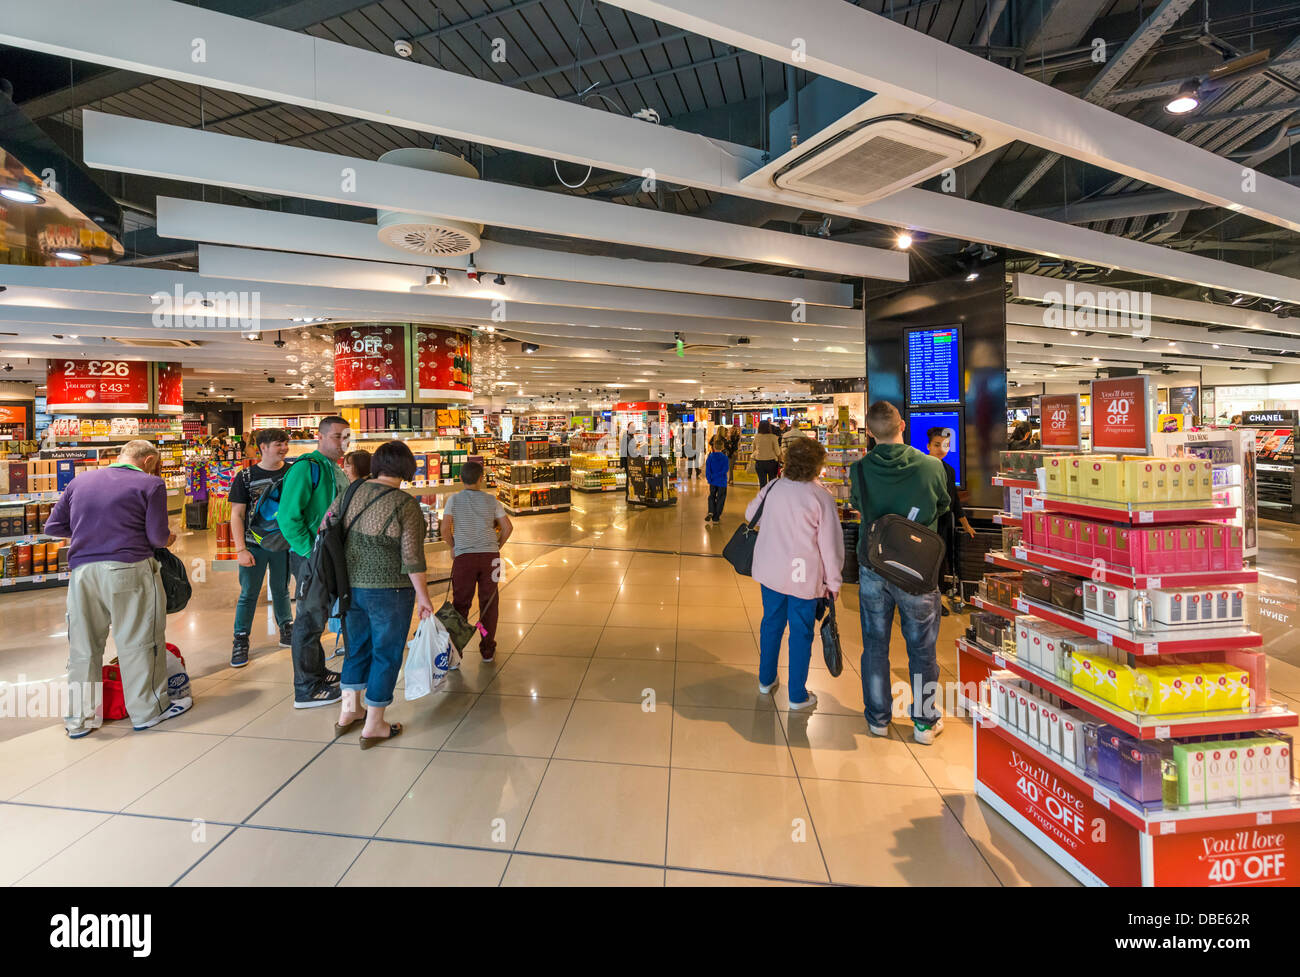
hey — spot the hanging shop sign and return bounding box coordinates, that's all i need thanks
[333,324,410,403]
[414,325,473,402]
[1039,394,1081,450]
[46,358,150,412]
[155,361,184,414]
[1242,410,1299,427]
[1090,376,1151,455]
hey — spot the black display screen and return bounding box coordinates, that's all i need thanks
[906,326,962,405]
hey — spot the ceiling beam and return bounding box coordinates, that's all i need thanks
[83,112,904,280]
[157,198,856,307]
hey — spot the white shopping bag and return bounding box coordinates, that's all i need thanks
[403,617,459,700]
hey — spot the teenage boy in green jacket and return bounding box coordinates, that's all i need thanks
[277,415,351,708]
[849,401,950,746]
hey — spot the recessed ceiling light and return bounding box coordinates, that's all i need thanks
[1070,330,1079,336]
[0,187,44,204]
[1213,344,1221,349]
[895,232,913,249]
[53,250,84,261]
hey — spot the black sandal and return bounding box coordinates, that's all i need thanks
[359,722,403,750]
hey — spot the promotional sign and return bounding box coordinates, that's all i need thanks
[1157,413,1185,433]
[0,404,26,424]
[155,361,184,414]
[414,325,472,402]
[1151,821,1299,887]
[1090,376,1151,455]
[46,358,150,412]
[1040,394,1081,449]
[976,721,1143,886]
[1169,385,1199,418]
[333,324,409,403]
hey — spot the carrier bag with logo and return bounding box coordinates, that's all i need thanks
[102,643,191,721]
[403,616,460,700]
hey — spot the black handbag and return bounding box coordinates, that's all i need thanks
[154,547,192,614]
[816,597,842,676]
[722,480,776,576]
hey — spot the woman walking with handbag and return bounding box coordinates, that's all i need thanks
[743,437,843,710]
[329,441,435,748]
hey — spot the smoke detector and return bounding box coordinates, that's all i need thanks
[376,149,484,257]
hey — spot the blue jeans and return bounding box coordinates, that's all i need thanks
[341,587,416,708]
[758,585,818,704]
[858,565,941,728]
[233,543,292,635]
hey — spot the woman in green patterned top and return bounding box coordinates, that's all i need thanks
[328,441,434,748]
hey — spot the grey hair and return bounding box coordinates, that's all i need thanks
[119,439,161,465]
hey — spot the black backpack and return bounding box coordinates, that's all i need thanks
[294,480,398,619]
[849,457,947,595]
[154,547,192,613]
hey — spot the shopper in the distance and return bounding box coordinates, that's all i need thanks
[704,434,730,525]
[277,415,350,708]
[45,439,190,736]
[745,436,843,711]
[752,420,782,488]
[343,449,372,483]
[725,424,741,485]
[329,441,435,747]
[849,402,950,744]
[441,460,513,663]
[229,428,294,667]
[927,426,976,618]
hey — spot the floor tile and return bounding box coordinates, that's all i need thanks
[0,723,132,800]
[247,742,432,835]
[157,680,289,735]
[593,626,675,660]
[501,854,664,886]
[379,751,548,848]
[14,731,226,812]
[665,869,821,886]
[537,600,613,628]
[553,582,622,603]
[675,628,758,665]
[494,599,551,624]
[578,658,675,705]
[673,662,774,711]
[516,760,669,864]
[677,604,754,632]
[125,735,323,822]
[443,694,573,757]
[487,654,591,698]
[671,705,794,776]
[332,692,476,752]
[902,718,976,791]
[178,826,365,886]
[940,790,1080,887]
[666,768,828,882]
[18,814,232,886]
[800,778,998,886]
[339,840,510,886]
[783,714,930,786]
[606,602,678,629]
[555,699,672,766]
[0,804,112,885]
[440,652,514,693]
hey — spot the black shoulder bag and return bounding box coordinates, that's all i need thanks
[722,479,777,576]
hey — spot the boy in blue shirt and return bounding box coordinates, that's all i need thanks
[704,435,731,525]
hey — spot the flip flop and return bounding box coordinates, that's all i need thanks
[333,715,365,737]
[359,722,402,750]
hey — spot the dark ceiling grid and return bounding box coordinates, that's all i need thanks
[597,3,681,119]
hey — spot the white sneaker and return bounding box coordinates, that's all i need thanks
[913,718,945,745]
[868,723,889,737]
[758,677,779,694]
[133,696,193,730]
[788,691,818,711]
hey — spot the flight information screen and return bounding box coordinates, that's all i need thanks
[906,326,961,405]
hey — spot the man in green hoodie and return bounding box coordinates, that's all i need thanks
[277,415,351,707]
[849,401,950,745]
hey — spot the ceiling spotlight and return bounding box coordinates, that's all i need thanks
[1213,344,1221,349]
[1230,294,1245,305]
[522,342,540,354]
[1062,261,1079,277]
[245,332,262,342]
[1070,330,1079,336]
[465,257,479,283]
[1164,83,1200,115]
[895,232,913,249]
[485,325,495,333]
[1091,357,1100,363]
[1167,341,1176,346]
[0,187,44,204]
[425,269,448,287]
[494,274,506,286]
[965,270,979,282]
[53,250,84,261]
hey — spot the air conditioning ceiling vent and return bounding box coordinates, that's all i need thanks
[376,149,483,257]
[773,116,979,205]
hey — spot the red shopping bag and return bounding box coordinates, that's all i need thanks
[101,643,187,721]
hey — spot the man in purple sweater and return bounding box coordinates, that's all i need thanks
[44,440,191,737]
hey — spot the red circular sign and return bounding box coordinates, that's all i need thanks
[47,358,150,412]
[415,326,472,402]
[334,324,408,402]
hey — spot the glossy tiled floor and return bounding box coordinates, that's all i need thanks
[4,479,1299,886]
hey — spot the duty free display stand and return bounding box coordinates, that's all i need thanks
[964,479,1300,887]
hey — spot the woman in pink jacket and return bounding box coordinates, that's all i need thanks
[743,437,844,710]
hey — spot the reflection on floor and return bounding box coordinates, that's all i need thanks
[2,477,1297,886]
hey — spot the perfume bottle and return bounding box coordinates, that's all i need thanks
[1161,758,1179,810]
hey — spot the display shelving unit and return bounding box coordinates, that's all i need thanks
[962,472,1300,887]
